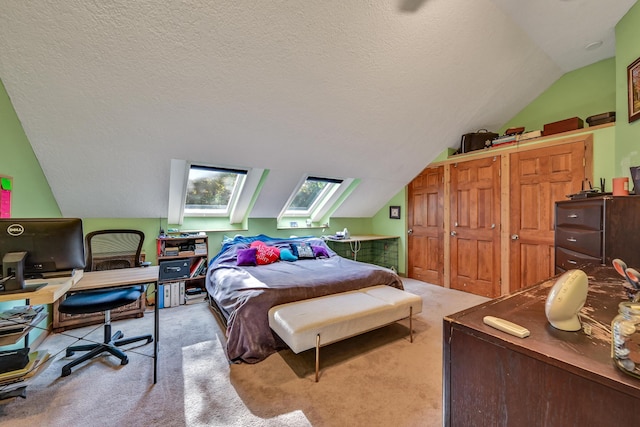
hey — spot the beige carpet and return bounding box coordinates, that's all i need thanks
[0,279,488,427]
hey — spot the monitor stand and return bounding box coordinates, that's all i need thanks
[1,251,27,292]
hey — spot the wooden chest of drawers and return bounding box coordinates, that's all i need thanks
[555,196,640,272]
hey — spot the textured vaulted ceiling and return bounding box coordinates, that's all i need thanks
[0,0,635,219]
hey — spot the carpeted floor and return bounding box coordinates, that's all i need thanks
[0,278,488,426]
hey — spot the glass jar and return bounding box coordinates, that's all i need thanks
[611,302,640,378]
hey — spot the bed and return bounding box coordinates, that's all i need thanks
[205,234,404,363]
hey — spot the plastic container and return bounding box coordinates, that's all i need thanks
[612,177,629,196]
[611,302,640,378]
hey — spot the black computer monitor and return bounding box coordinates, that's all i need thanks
[0,218,85,291]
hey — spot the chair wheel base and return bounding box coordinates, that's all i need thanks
[60,329,151,377]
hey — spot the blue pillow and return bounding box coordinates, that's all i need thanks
[280,248,298,261]
[290,242,315,259]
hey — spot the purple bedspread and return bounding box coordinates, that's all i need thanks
[206,235,403,363]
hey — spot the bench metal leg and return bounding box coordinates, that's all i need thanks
[315,334,320,382]
[410,306,414,343]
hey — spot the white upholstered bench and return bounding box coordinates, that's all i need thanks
[268,285,422,381]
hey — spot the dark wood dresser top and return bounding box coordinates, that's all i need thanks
[444,266,640,397]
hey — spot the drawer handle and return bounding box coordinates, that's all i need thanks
[567,214,579,218]
[567,260,578,265]
[567,237,577,242]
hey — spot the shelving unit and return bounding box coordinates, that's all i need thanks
[157,235,209,299]
[0,305,52,402]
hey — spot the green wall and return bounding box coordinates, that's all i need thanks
[501,58,616,134]
[615,2,640,177]
[0,80,60,217]
[371,189,406,273]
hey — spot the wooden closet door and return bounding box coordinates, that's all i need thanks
[450,157,501,297]
[407,166,444,285]
[509,141,588,292]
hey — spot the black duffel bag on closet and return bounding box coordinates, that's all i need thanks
[459,129,498,153]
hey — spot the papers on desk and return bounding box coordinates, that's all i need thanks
[0,305,45,336]
[0,306,47,349]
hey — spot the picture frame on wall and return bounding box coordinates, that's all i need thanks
[628,56,640,123]
[389,206,401,219]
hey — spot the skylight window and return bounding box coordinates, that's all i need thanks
[184,165,247,216]
[284,176,343,217]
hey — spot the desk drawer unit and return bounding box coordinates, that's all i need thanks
[554,196,640,273]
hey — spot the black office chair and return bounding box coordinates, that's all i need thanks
[58,229,153,377]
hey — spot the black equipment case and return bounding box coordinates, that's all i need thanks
[459,129,498,153]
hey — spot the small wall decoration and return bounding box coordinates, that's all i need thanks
[389,205,401,219]
[628,56,640,123]
[0,175,12,218]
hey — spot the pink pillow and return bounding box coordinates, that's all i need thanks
[237,247,257,266]
[256,244,280,265]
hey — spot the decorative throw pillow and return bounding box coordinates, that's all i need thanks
[311,245,330,258]
[255,244,280,265]
[280,248,298,261]
[290,242,315,259]
[237,247,257,266]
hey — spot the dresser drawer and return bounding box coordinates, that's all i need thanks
[555,246,602,270]
[555,201,602,230]
[555,228,602,258]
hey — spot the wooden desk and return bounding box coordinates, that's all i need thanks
[443,267,640,426]
[73,266,158,292]
[0,272,82,305]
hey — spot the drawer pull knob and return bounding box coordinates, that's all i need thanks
[568,260,578,265]
[568,214,579,218]
[567,237,577,242]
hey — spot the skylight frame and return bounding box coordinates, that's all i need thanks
[183,164,248,218]
[282,176,343,218]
